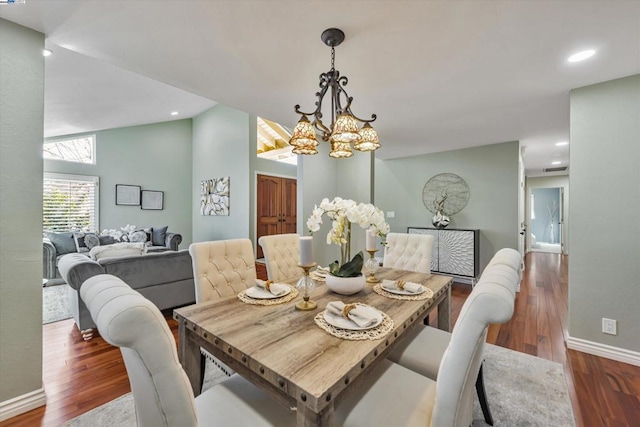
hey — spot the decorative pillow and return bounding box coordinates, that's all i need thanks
[129,230,147,243]
[84,233,101,249]
[152,225,168,246]
[98,235,118,246]
[73,233,90,253]
[45,232,77,255]
[89,242,147,261]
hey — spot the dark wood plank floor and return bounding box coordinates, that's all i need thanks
[2,253,638,426]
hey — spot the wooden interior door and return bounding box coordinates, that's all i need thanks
[256,174,297,258]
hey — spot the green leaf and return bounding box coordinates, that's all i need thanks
[329,260,341,276]
[335,251,364,277]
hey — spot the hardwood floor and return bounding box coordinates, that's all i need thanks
[2,253,638,426]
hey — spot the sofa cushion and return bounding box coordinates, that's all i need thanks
[46,231,77,255]
[98,235,118,246]
[99,249,193,290]
[90,242,147,260]
[151,226,168,246]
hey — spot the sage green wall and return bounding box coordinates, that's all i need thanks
[192,105,250,242]
[375,141,520,273]
[44,120,193,248]
[0,19,44,406]
[298,144,374,267]
[526,175,569,254]
[249,115,297,255]
[569,74,640,352]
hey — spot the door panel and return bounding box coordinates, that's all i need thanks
[256,174,297,258]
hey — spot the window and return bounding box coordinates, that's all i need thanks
[43,135,95,164]
[43,173,99,232]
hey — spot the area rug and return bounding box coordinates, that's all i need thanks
[42,284,72,324]
[63,345,575,427]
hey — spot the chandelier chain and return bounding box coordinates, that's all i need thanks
[331,46,335,71]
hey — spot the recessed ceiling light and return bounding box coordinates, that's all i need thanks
[171,111,179,116]
[552,161,562,165]
[568,49,596,63]
[555,141,568,146]
[43,49,53,57]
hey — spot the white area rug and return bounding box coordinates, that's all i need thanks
[64,345,575,426]
[43,284,72,324]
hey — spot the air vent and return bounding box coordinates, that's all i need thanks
[543,166,568,172]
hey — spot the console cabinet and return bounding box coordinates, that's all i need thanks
[407,227,479,283]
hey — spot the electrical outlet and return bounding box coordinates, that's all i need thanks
[387,211,395,218]
[602,318,617,335]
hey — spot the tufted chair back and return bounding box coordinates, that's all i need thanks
[258,234,302,282]
[189,239,256,303]
[431,267,517,427]
[484,247,522,280]
[382,232,434,274]
[81,274,198,427]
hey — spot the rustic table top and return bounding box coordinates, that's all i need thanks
[175,268,452,419]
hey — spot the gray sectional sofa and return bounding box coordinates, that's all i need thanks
[58,249,195,340]
[43,229,182,284]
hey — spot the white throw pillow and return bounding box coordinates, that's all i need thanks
[90,242,147,260]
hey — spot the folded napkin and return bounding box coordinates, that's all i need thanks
[313,266,329,277]
[255,279,289,296]
[325,301,378,328]
[381,279,423,294]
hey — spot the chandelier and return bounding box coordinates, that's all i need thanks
[289,28,380,158]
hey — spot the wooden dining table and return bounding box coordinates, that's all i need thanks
[174,268,452,427]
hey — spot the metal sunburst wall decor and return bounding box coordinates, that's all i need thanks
[422,173,470,228]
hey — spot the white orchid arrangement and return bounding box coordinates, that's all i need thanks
[307,197,390,277]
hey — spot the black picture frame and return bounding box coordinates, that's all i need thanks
[141,190,164,210]
[116,184,141,206]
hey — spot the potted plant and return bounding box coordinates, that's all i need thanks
[307,197,389,294]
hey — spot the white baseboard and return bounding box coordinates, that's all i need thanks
[0,388,46,422]
[567,336,640,367]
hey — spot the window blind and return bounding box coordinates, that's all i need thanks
[43,173,99,233]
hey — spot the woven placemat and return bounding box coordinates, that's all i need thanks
[373,284,434,301]
[314,304,394,340]
[237,285,299,306]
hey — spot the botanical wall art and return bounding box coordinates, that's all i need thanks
[201,176,230,216]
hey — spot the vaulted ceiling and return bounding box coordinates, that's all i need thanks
[1,1,638,176]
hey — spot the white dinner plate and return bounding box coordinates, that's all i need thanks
[245,285,291,300]
[323,305,383,330]
[381,283,426,296]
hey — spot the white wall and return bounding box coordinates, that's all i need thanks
[568,74,640,353]
[0,18,45,410]
[375,141,520,273]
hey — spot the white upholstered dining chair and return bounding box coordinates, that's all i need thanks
[387,248,522,425]
[189,239,258,376]
[189,239,256,303]
[383,232,434,274]
[258,233,302,282]
[80,274,296,427]
[334,264,517,426]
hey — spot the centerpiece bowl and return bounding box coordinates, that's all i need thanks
[325,274,366,295]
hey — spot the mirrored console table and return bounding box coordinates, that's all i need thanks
[407,227,479,285]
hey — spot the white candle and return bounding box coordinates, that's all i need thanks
[300,236,314,266]
[366,230,377,251]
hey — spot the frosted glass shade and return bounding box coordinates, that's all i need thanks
[329,141,353,158]
[289,116,318,148]
[330,113,361,143]
[354,123,380,151]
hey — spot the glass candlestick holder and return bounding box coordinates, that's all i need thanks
[295,262,317,311]
[364,250,380,283]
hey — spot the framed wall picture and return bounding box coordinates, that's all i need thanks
[141,190,164,210]
[200,176,230,215]
[116,184,141,206]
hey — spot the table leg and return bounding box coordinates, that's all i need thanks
[178,319,203,396]
[296,400,334,427]
[437,284,452,332]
